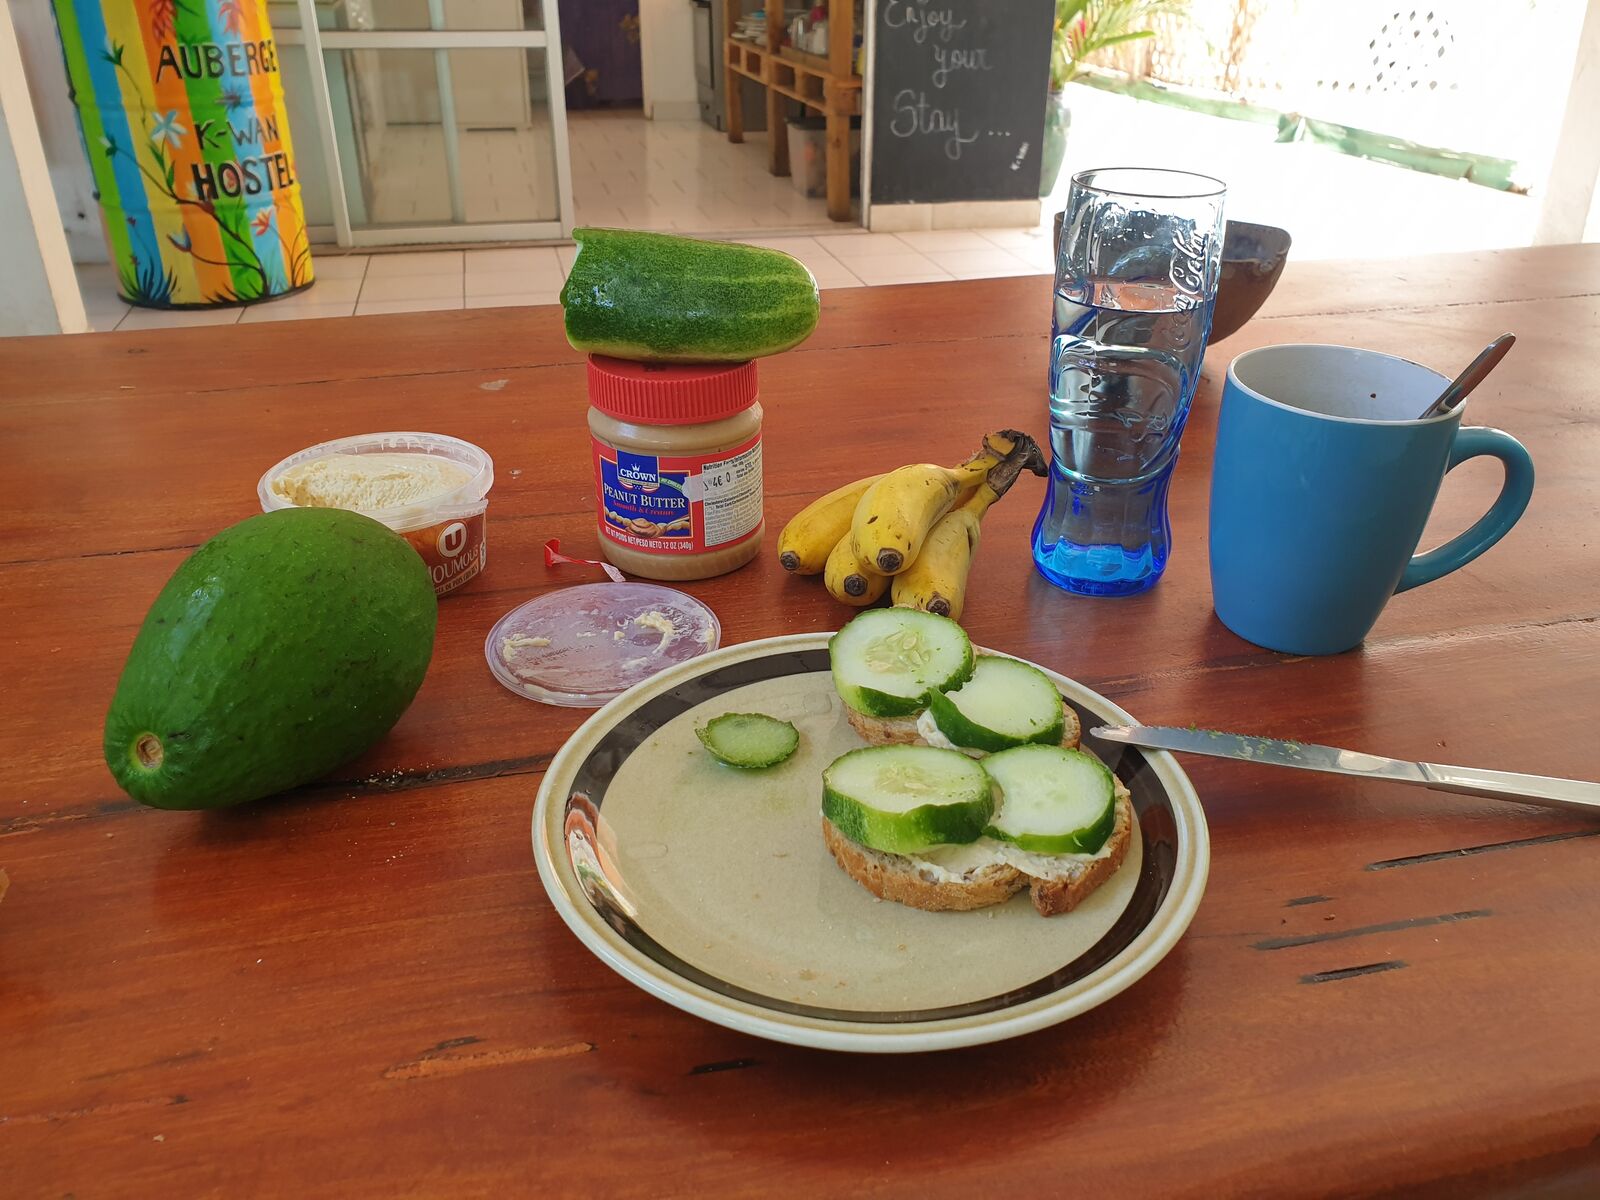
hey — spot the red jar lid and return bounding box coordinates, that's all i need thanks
[586,355,758,426]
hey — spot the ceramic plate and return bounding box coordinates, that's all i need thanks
[532,634,1208,1053]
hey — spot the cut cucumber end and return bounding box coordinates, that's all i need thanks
[925,656,1066,753]
[983,744,1116,855]
[822,745,994,854]
[829,609,974,718]
[695,713,800,769]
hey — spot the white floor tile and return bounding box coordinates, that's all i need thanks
[359,273,465,302]
[817,275,865,289]
[86,305,131,332]
[923,248,1044,280]
[465,293,563,309]
[240,302,357,323]
[978,228,1056,269]
[115,306,243,330]
[804,259,865,288]
[847,254,955,285]
[893,230,1001,253]
[310,254,370,279]
[464,247,564,279]
[466,271,567,298]
[355,298,466,316]
[363,251,463,278]
[557,246,579,272]
[279,277,362,304]
[814,232,922,259]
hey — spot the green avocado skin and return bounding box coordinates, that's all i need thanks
[104,508,438,810]
[559,226,821,362]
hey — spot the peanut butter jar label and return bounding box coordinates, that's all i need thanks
[404,511,487,596]
[592,431,763,555]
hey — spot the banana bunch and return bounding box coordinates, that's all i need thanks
[777,430,1046,620]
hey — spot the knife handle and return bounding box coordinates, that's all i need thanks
[1420,763,1600,815]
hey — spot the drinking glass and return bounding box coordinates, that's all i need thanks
[1032,168,1226,596]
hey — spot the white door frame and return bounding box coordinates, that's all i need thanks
[284,1,575,246]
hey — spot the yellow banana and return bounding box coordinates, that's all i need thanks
[850,430,1028,575]
[824,532,889,606]
[892,437,1049,621]
[890,492,994,622]
[777,473,885,575]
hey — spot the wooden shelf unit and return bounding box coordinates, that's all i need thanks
[723,1,860,222]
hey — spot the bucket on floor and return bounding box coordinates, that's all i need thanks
[51,0,314,308]
[786,117,860,200]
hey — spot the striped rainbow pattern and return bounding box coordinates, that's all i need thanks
[52,0,314,308]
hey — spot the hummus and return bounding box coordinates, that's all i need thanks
[272,453,472,511]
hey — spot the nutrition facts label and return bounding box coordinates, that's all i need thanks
[699,440,764,547]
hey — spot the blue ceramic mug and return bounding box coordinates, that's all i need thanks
[1210,344,1534,655]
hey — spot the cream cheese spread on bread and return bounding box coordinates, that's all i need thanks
[910,835,1112,882]
[914,710,986,757]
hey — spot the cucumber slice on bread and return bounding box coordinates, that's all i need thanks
[983,745,1116,855]
[822,745,993,854]
[924,656,1066,752]
[829,609,974,718]
[695,713,800,768]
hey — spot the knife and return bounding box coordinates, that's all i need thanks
[1091,725,1600,816]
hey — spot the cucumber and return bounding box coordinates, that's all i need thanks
[829,609,974,718]
[924,656,1066,753]
[559,228,821,363]
[695,712,799,769]
[822,746,994,854]
[983,745,1116,855]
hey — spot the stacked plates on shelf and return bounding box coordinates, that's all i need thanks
[733,11,767,41]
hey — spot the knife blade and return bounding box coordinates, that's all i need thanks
[1091,725,1600,816]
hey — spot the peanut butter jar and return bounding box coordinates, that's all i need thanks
[585,355,764,581]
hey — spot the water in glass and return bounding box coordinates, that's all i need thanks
[1032,169,1225,596]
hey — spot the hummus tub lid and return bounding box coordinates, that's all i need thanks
[486,583,720,707]
[586,355,758,426]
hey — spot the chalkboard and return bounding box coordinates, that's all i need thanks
[870,0,1055,205]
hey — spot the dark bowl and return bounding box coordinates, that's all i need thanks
[1208,220,1292,343]
[1049,214,1292,344]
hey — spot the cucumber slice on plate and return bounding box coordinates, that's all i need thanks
[829,609,974,718]
[822,745,993,854]
[924,656,1066,753]
[983,744,1116,855]
[696,713,800,769]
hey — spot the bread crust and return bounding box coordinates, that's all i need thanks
[821,782,1133,918]
[843,698,1082,750]
[843,707,923,745]
[821,819,1026,910]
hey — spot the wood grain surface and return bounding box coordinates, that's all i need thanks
[2,247,1598,1198]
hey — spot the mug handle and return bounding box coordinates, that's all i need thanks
[1396,427,1534,593]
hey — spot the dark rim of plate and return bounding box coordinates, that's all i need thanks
[558,648,1179,1024]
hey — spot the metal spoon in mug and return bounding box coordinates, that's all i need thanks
[1418,332,1515,419]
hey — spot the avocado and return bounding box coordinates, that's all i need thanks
[105,508,438,809]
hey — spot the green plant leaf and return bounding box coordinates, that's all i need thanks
[1094,30,1157,47]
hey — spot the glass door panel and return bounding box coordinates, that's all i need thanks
[284,0,571,244]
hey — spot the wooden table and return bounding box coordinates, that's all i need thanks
[3,247,1598,1197]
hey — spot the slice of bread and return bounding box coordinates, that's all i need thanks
[843,707,924,746]
[822,780,1133,917]
[844,697,1082,751]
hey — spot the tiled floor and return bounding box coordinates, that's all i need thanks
[74,229,1054,332]
[568,110,839,235]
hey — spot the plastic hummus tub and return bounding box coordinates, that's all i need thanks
[259,432,493,597]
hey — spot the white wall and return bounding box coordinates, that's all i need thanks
[1535,0,1600,244]
[7,0,105,262]
[640,0,699,122]
[1,1,86,335]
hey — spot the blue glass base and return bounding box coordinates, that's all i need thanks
[1031,539,1165,597]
